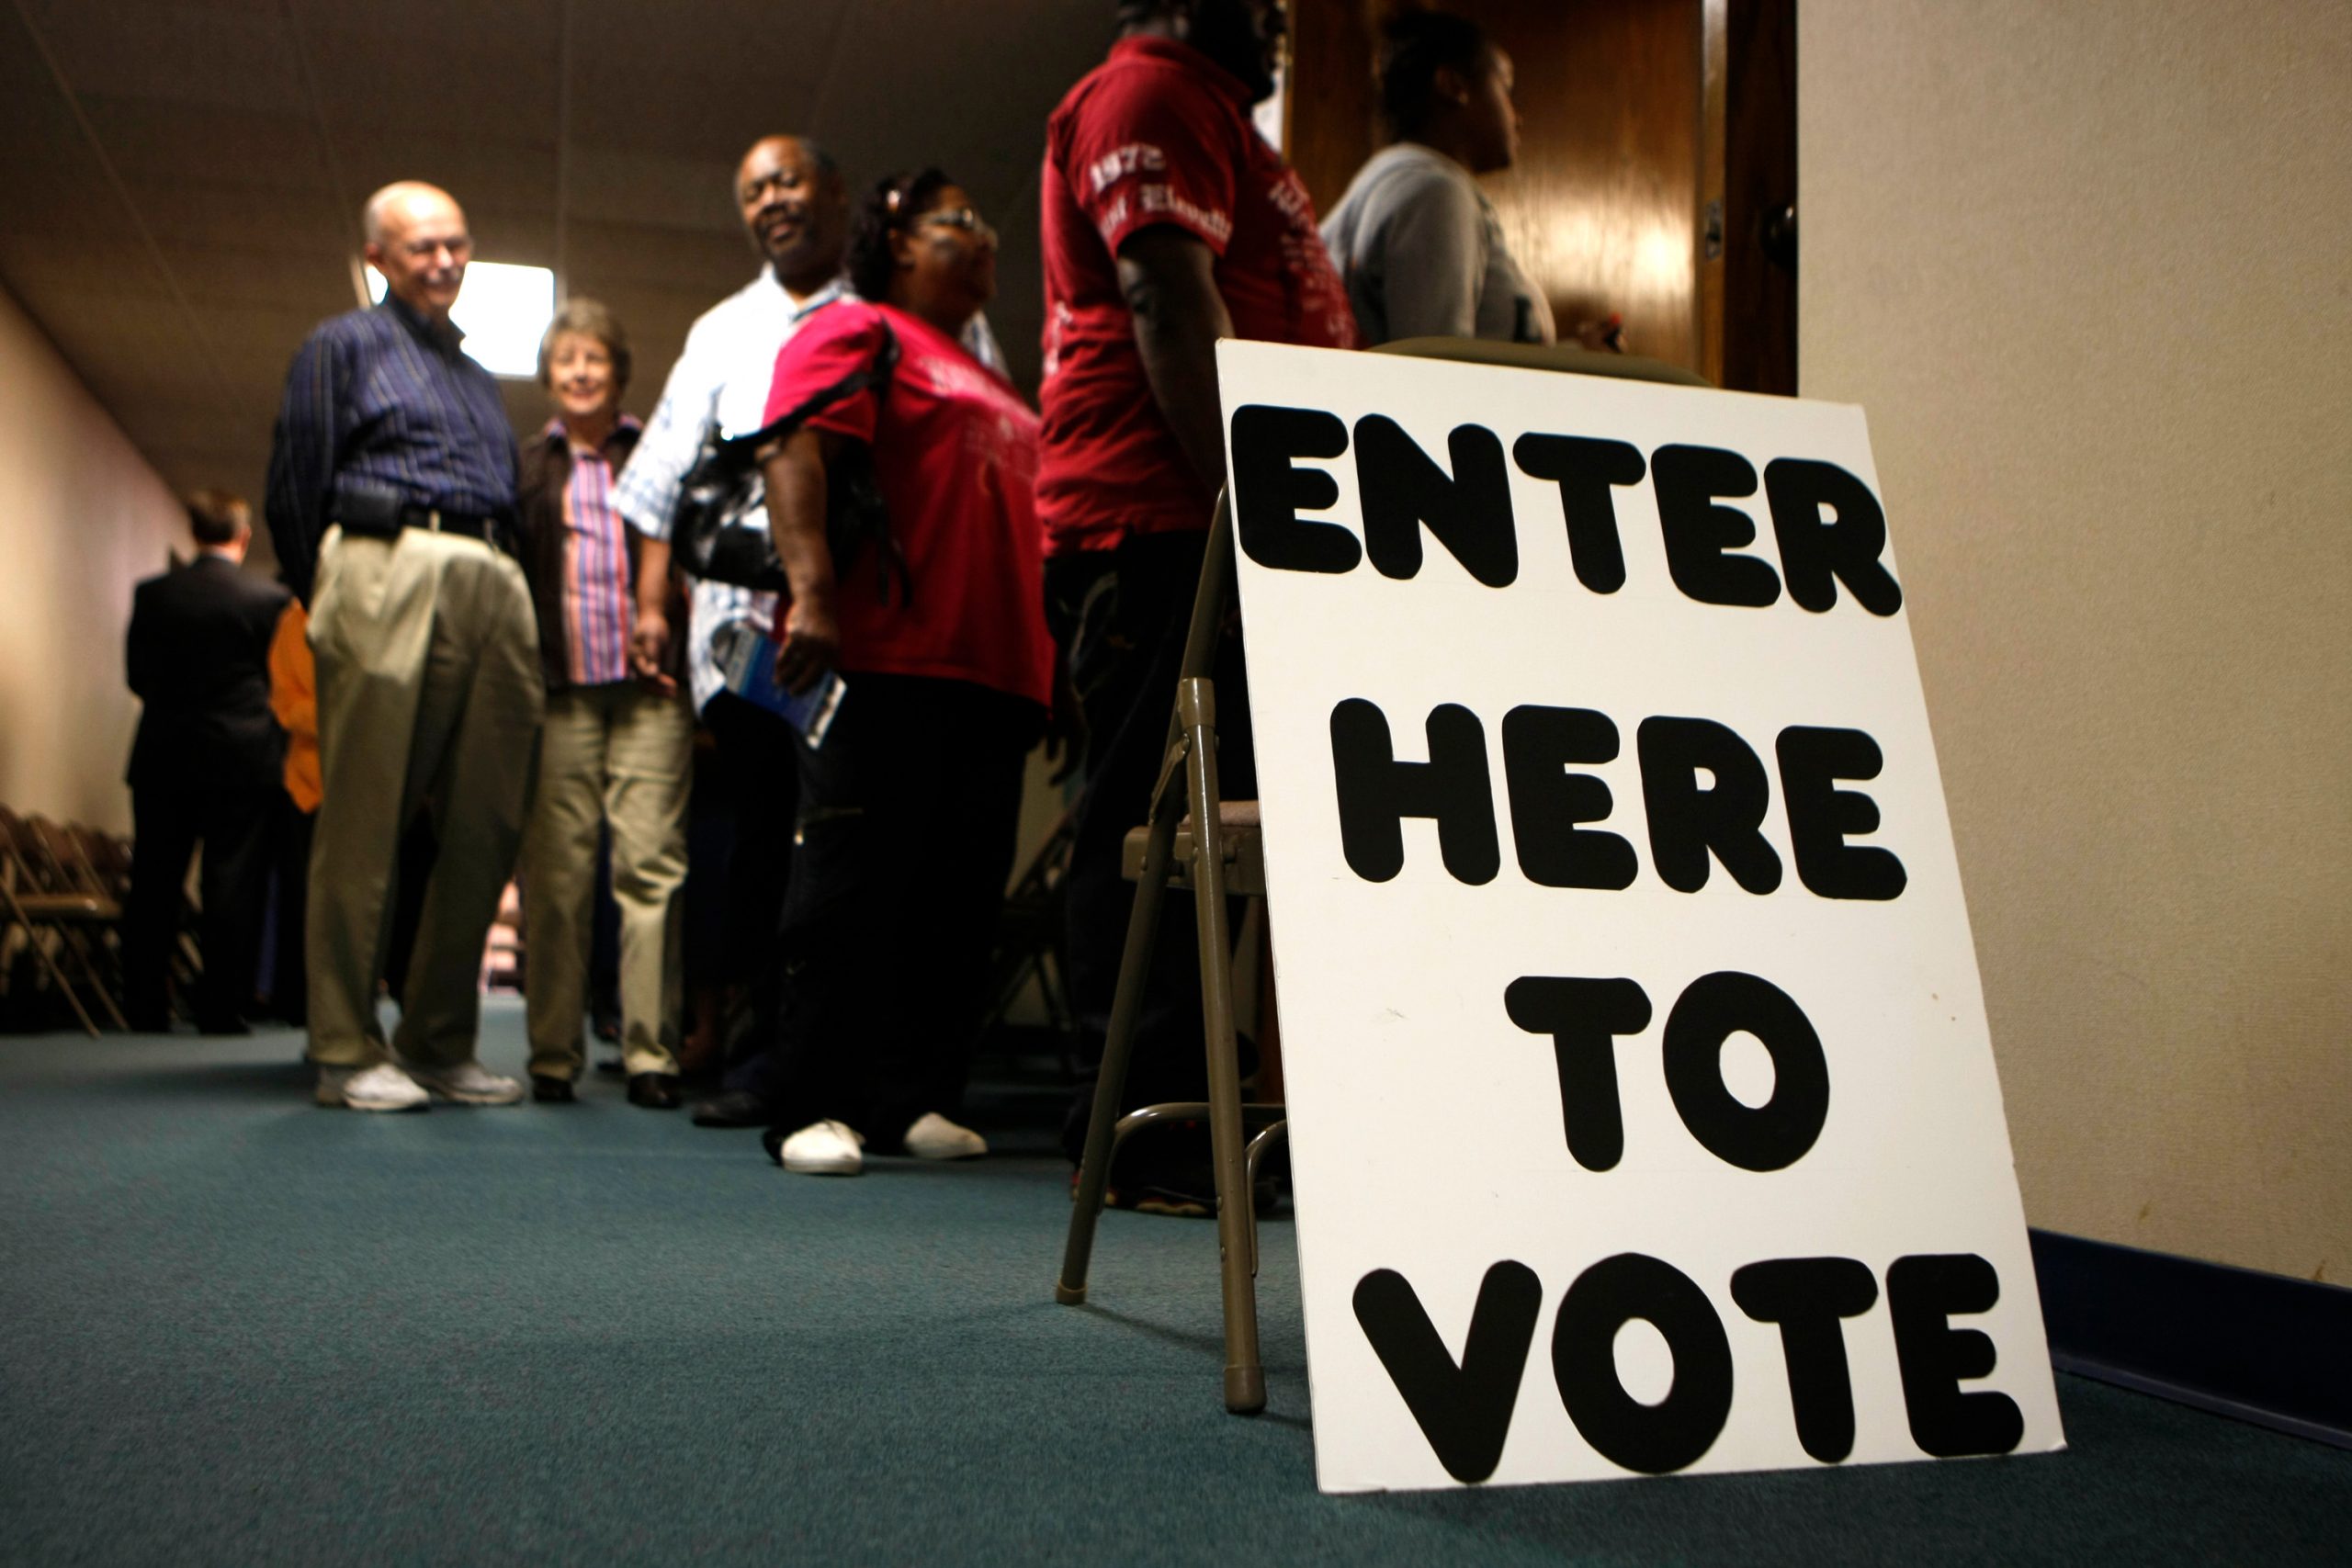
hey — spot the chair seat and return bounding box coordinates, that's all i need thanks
[1121,799,1264,897]
[13,892,116,920]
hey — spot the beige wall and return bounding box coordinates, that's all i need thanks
[0,282,191,831]
[1802,1,2350,1280]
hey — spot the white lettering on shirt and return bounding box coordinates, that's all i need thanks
[1087,142,1169,197]
[1135,184,1234,244]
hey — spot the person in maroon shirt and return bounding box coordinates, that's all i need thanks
[1039,0,1357,1213]
[752,169,1055,1179]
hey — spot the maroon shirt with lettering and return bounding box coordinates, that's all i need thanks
[1037,35,1357,556]
[767,301,1054,709]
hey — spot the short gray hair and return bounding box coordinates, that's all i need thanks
[536,298,633,392]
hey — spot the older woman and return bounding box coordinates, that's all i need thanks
[1320,9,1555,346]
[753,169,1056,1176]
[514,299,693,1108]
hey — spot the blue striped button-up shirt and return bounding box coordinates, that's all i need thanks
[264,295,519,602]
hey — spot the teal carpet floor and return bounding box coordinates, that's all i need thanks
[3,1003,2346,1565]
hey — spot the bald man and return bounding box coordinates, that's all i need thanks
[265,180,538,1111]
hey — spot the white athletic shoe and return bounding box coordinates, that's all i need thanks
[316,1062,429,1112]
[403,1059,526,1106]
[902,1111,988,1161]
[778,1119,865,1176]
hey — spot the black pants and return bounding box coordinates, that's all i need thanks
[125,771,278,1028]
[268,803,313,1023]
[703,692,798,1094]
[1045,530,1255,1166]
[770,674,1039,1143]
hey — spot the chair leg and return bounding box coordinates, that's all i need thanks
[62,930,129,1030]
[1058,745,1189,1306]
[1178,677,1266,1416]
[2,905,100,1039]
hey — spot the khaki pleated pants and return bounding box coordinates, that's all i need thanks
[305,526,543,1069]
[519,682,693,1080]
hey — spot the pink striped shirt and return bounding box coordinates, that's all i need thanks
[550,417,640,687]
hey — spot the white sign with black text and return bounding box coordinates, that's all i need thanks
[1217,341,2064,1494]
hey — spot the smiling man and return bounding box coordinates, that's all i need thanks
[611,134,853,1129]
[265,180,538,1111]
[616,135,1012,1131]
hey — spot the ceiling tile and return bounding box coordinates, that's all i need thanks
[563,218,752,296]
[77,95,335,189]
[566,0,854,82]
[568,59,830,167]
[563,154,741,236]
[27,1,305,111]
[0,232,173,302]
[335,135,559,220]
[291,0,561,60]
[117,176,352,258]
[300,23,559,146]
[153,240,356,314]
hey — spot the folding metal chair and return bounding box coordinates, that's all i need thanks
[1054,339,1711,1415]
[0,807,125,1035]
[977,807,1080,1065]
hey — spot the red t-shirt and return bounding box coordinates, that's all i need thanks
[763,301,1054,710]
[1037,35,1358,556]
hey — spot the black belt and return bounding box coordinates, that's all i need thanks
[334,492,507,545]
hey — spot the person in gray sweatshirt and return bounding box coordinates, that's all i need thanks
[1320,9,1555,346]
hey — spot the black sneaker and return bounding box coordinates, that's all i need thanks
[531,1074,576,1104]
[627,1072,683,1110]
[691,1089,773,1127]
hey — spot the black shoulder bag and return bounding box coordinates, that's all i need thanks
[667,320,910,604]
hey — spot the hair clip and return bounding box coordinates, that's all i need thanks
[886,186,904,213]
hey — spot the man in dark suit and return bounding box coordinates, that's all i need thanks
[123,491,292,1033]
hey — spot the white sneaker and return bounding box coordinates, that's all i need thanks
[316,1062,429,1112]
[403,1059,526,1106]
[778,1119,865,1176]
[903,1111,988,1161]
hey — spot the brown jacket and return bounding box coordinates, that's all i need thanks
[514,419,688,692]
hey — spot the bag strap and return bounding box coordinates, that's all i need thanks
[716,317,899,466]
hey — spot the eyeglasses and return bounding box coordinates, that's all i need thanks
[395,234,472,263]
[914,206,996,246]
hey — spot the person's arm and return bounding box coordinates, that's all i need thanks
[628,530,674,687]
[125,585,157,702]
[1115,227,1237,491]
[759,427,846,694]
[267,600,314,740]
[263,326,350,605]
[614,325,722,677]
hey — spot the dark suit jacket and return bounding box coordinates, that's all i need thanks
[125,554,292,790]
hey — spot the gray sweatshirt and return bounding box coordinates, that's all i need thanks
[1320,142,1556,347]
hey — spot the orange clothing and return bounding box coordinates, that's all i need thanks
[268,600,321,812]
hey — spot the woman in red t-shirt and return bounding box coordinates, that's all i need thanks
[752,168,1055,1178]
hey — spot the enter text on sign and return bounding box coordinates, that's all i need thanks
[1231,403,1904,615]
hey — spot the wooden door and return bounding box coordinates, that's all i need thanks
[1285,0,1794,393]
